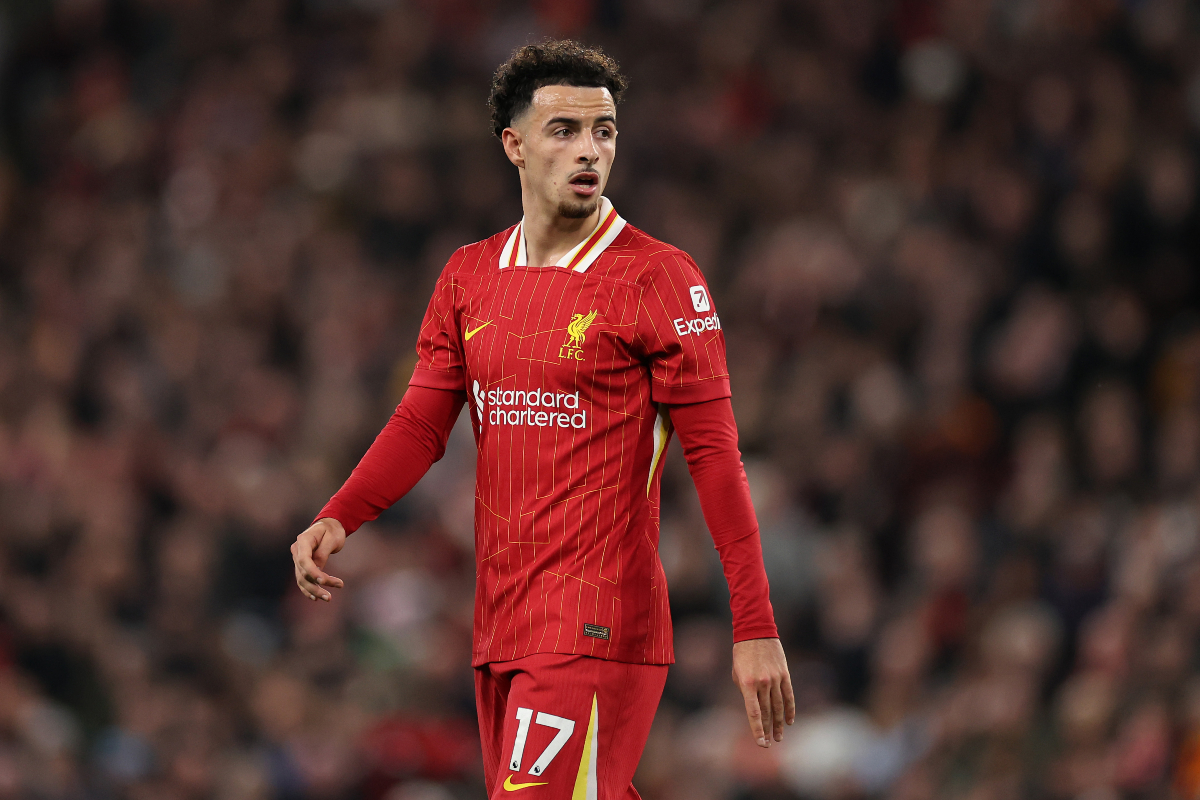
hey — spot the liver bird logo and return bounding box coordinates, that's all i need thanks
[566,310,598,348]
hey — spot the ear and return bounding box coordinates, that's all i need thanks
[501,127,525,169]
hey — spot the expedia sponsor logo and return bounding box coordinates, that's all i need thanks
[473,381,589,429]
[673,313,722,336]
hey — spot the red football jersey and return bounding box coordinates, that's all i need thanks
[410,198,731,666]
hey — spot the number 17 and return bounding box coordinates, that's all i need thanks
[510,707,575,776]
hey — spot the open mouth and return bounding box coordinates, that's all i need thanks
[569,172,599,194]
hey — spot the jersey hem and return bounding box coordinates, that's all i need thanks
[471,648,675,668]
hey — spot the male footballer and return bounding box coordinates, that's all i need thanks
[291,40,793,800]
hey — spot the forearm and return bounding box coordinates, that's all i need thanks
[317,385,465,533]
[670,398,778,641]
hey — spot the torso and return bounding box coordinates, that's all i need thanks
[414,210,729,666]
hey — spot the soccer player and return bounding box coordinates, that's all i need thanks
[291,40,793,799]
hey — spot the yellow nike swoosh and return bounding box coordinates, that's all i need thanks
[465,320,494,341]
[503,774,548,792]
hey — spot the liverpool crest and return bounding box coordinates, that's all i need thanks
[560,310,598,360]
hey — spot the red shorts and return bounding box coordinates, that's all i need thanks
[475,654,668,800]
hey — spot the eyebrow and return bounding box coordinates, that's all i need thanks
[544,115,617,128]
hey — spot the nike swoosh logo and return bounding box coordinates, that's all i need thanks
[503,774,548,792]
[465,320,494,341]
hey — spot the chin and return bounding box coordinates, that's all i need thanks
[557,198,599,219]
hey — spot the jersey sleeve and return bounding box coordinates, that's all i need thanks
[634,251,731,404]
[409,251,467,391]
[316,386,465,534]
[670,398,778,642]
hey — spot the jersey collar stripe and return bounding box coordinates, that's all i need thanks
[496,197,624,271]
[559,203,613,269]
[499,223,521,269]
[565,205,619,272]
[570,212,625,272]
[514,222,527,266]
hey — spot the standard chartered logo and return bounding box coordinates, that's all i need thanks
[473,382,588,429]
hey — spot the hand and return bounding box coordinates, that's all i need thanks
[732,637,795,748]
[291,518,347,601]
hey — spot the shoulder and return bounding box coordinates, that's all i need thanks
[605,223,705,287]
[440,225,516,278]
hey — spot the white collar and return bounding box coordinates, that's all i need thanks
[498,196,626,272]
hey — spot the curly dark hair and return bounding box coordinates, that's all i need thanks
[488,40,628,139]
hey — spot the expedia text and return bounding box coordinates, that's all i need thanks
[673,313,722,336]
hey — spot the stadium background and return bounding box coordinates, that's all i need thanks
[1,0,1199,798]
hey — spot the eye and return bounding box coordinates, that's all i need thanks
[554,128,571,138]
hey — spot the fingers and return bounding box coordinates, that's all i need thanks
[739,682,769,748]
[782,671,796,726]
[313,532,345,588]
[770,682,785,742]
[758,684,774,746]
[293,561,322,601]
[732,638,795,746]
[290,528,342,602]
[292,548,330,600]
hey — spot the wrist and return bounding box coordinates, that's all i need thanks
[733,625,780,644]
[316,517,347,537]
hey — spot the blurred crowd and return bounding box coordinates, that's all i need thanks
[0,0,1198,799]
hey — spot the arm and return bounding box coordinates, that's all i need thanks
[630,252,793,744]
[317,385,466,532]
[292,384,465,602]
[670,397,795,747]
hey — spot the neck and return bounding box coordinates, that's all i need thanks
[520,184,602,268]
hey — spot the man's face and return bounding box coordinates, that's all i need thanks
[503,85,617,219]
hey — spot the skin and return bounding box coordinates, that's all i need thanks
[500,84,617,267]
[291,516,344,603]
[292,82,795,748]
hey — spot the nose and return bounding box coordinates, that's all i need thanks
[577,131,599,164]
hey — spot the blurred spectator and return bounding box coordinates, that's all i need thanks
[0,1,1199,798]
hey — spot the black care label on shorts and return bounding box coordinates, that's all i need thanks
[583,624,611,640]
